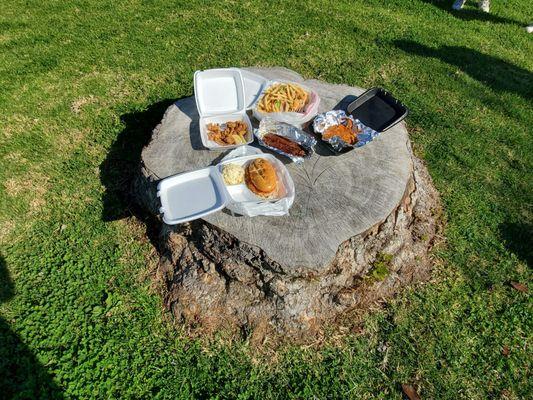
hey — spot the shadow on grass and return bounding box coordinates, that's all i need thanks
[393,40,533,100]
[0,255,64,399]
[99,99,176,222]
[99,99,181,251]
[499,222,532,267]
[421,0,524,25]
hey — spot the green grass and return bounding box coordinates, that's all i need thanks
[1,0,532,398]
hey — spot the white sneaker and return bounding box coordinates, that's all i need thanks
[452,0,467,10]
[479,0,490,12]
[526,25,533,33]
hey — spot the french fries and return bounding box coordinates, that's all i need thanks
[257,83,309,113]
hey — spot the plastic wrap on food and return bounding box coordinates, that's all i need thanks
[252,81,320,126]
[255,117,317,164]
[221,146,294,217]
[312,110,379,152]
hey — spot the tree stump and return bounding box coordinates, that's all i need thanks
[134,67,442,341]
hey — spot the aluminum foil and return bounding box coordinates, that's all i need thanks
[254,117,317,164]
[312,110,379,152]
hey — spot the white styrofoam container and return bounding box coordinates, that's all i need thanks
[251,80,320,126]
[199,113,253,150]
[194,68,254,150]
[217,153,292,204]
[157,166,228,225]
[241,69,269,109]
[157,154,294,225]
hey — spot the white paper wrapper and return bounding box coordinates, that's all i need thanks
[221,146,294,217]
[313,110,379,152]
[255,118,316,164]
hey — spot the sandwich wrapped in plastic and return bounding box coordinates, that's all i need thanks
[255,117,316,164]
[313,110,379,152]
[252,81,320,126]
[221,146,295,217]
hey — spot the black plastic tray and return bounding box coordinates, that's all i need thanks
[346,87,408,133]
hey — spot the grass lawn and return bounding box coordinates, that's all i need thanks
[1,0,532,398]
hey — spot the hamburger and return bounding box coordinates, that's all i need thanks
[245,158,278,198]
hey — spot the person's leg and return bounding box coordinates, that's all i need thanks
[452,0,467,10]
[479,0,490,12]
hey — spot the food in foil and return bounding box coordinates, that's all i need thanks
[255,117,316,163]
[245,158,278,199]
[207,121,248,146]
[263,133,306,157]
[313,110,378,151]
[222,163,245,185]
[257,83,309,113]
[322,119,361,145]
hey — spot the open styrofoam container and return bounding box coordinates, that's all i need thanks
[241,69,269,109]
[239,70,319,122]
[251,79,321,126]
[157,153,295,225]
[194,68,254,150]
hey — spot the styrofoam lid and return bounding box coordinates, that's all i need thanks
[194,68,245,117]
[157,166,228,225]
[241,70,268,109]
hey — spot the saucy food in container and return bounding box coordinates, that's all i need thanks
[313,110,379,152]
[194,68,254,150]
[255,117,316,164]
[157,152,294,224]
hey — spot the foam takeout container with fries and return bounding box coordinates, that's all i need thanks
[249,79,320,126]
[194,69,321,151]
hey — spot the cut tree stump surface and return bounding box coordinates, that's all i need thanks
[140,67,412,271]
[136,67,441,339]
